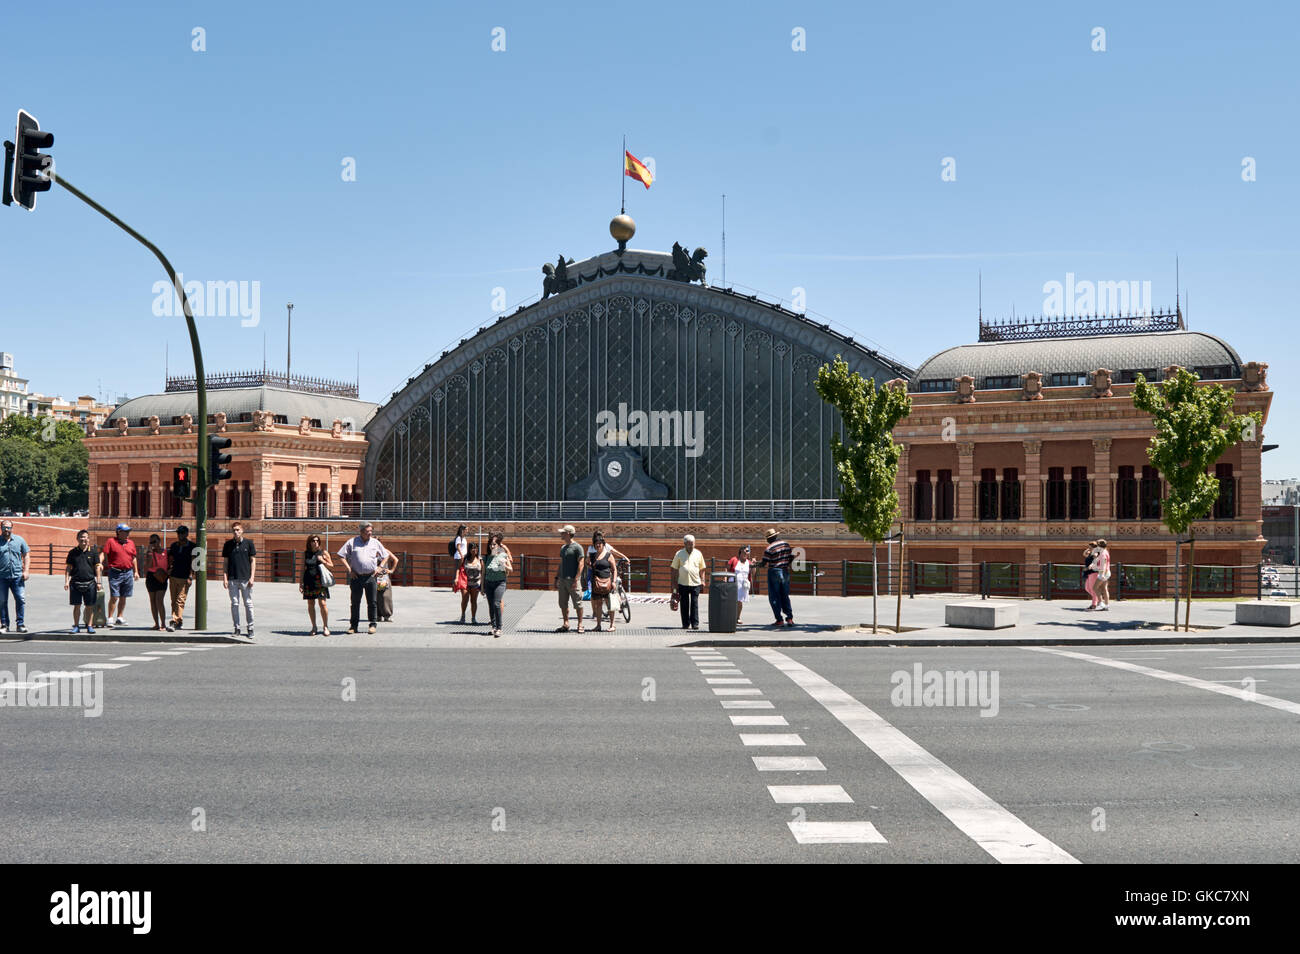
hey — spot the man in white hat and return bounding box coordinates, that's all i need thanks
[670,534,707,631]
[555,525,586,632]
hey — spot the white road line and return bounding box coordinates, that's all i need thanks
[769,785,853,804]
[739,733,805,746]
[111,657,160,663]
[0,651,116,657]
[1028,647,1300,716]
[713,688,763,696]
[730,715,788,726]
[706,678,752,685]
[721,700,775,709]
[41,672,93,679]
[752,756,825,771]
[752,648,1079,865]
[694,659,729,665]
[141,651,189,656]
[1205,664,1300,670]
[699,668,745,675]
[788,821,886,844]
[78,663,129,670]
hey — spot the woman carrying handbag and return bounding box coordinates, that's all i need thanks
[301,534,335,636]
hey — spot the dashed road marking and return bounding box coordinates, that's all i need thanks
[721,700,775,709]
[713,687,762,696]
[752,648,1078,864]
[769,785,853,804]
[141,651,190,656]
[788,821,886,844]
[730,715,788,726]
[706,677,752,685]
[752,756,825,771]
[78,663,129,670]
[111,657,161,663]
[739,733,805,746]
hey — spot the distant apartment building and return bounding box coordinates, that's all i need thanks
[25,392,116,433]
[1263,479,1300,506]
[0,352,31,422]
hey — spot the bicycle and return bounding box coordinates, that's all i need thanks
[599,559,632,626]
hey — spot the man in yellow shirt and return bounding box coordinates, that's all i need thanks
[670,534,707,630]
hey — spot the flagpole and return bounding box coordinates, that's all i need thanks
[621,134,626,214]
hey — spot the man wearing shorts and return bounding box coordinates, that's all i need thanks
[99,523,139,629]
[555,525,586,632]
[64,529,102,634]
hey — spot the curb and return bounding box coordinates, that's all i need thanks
[678,634,1300,648]
[2,632,246,645]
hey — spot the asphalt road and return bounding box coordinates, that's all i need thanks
[2,638,1297,863]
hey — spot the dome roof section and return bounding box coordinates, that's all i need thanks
[913,330,1243,390]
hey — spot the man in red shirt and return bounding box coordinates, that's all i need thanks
[99,523,139,628]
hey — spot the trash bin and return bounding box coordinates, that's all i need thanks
[708,572,738,633]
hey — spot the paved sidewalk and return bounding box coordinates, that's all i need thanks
[4,576,1298,647]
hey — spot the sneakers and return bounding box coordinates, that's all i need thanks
[233,628,241,637]
[166,622,175,632]
[115,617,126,626]
[70,625,82,634]
[16,624,27,635]
[105,619,116,629]
[0,624,7,634]
[173,619,183,630]
[247,627,255,641]
[367,623,377,635]
[86,625,95,634]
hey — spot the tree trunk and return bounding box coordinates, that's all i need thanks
[895,522,905,634]
[1184,535,1195,632]
[872,541,878,634]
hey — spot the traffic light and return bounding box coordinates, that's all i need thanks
[10,110,53,211]
[173,466,191,500]
[208,435,232,485]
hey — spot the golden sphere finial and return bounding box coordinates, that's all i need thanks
[610,213,636,253]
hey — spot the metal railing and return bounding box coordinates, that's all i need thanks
[23,543,1289,603]
[262,499,845,523]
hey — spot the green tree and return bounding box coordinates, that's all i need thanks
[1132,367,1260,631]
[0,437,59,512]
[0,415,89,512]
[816,357,912,633]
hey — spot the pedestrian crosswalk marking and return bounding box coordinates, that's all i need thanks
[788,821,885,844]
[730,715,788,726]
[699,668,744,675]
[706,677,752,685]
[769,785,852,804]
[721,700,775,709]
[78,663,129,670]
[752,648,1078,865]
[740,733,804,746]
[712,688,763,696]
[111,657,161,663]
[141,651,190,656]
[752,756,825,771]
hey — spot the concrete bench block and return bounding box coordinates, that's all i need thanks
[1236,601,1300,627]
[945,601,1019,629]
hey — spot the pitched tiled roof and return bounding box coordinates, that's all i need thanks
[914,331,1242,386]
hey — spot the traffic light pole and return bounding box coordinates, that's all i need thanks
[50,173,213,630]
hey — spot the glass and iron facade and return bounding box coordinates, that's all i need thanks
[366,266,909,503]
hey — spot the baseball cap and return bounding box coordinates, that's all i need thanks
[116,523,131,532]
[557,524,576,535]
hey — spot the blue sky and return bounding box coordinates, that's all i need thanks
[2,0,1297,476]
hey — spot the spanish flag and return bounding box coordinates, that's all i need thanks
[625,150,653,189]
